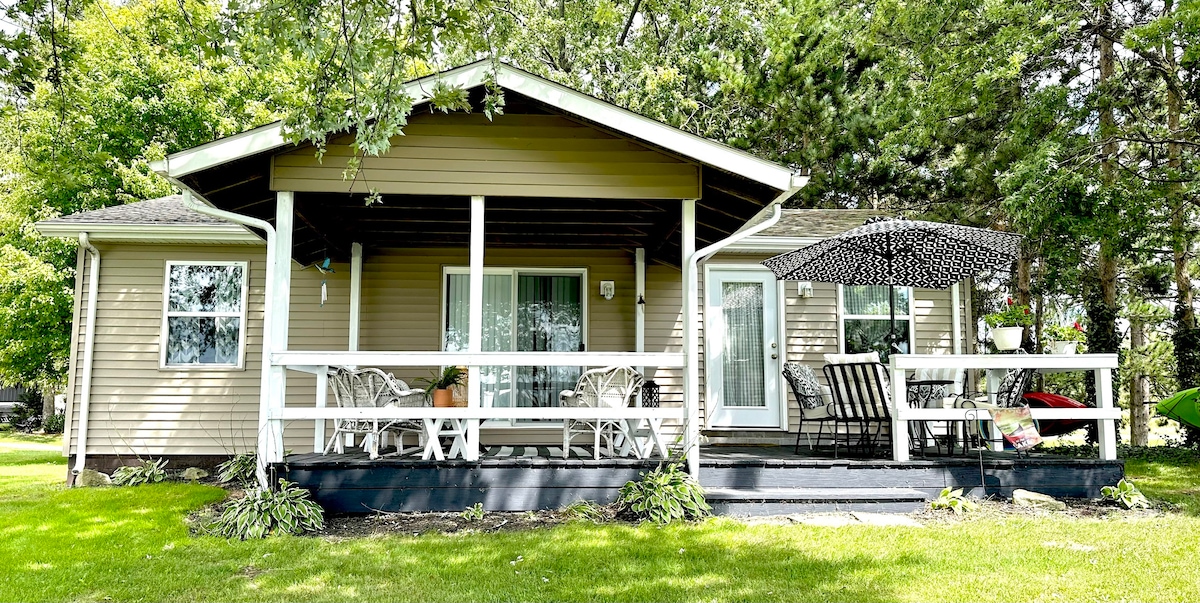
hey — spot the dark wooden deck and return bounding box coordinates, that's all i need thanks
[275,445,1124,515]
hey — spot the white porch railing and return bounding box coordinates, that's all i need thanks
[269,351,688,462]
[889,354,1121,462]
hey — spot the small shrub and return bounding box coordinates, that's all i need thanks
[208,479,324,539]
[460,502,485,521]
[111,458,168,486]
[562,500,609,523]
[1101,478,1150,509]
[42,412,64,434]
[217,453,257,486]
[617,462,711,525]
[930,487,978,515]
[7,393,42,432]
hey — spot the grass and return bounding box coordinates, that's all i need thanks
[3,431,1200,602]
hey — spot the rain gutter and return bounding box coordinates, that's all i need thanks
[69,233,101,484]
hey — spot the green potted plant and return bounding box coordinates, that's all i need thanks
[418,365,466,408]
[984,298,1034,351]
[1045,321,1085,354]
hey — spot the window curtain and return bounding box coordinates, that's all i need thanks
[444,274,513,406]
[721,281,765,408]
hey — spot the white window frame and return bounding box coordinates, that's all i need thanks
[440,266,588,426]
[836,284,916,355]
[160,260,250,370]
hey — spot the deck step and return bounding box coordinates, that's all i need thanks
[705,487,931,516]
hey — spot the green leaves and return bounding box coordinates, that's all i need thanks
[208,479,325,539]
[216,453,257,487]
[929,487,978,515]
[617,462,711,525]
[1101,479,1150,510]
[112,458,169,486]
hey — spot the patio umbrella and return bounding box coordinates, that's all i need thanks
[761,216,1021,350]
[1156,387,1200,430]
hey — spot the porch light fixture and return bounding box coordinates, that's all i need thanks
[796,281,814,298]
[599,280,616,300]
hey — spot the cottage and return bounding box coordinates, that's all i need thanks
[37,61,1122,514]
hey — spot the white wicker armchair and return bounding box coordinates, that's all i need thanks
[324,366,429,459]
[559,366,644,459]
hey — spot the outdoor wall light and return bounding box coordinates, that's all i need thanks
[796,281,814,298]
[600,280,616,300]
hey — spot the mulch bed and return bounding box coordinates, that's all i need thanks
[320,510,586,538]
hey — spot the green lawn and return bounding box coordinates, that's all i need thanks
[3,431,1200,602]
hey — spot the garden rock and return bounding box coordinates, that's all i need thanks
[1013,489,1067,511]
[181,467,209,481]
[76,469,111,487]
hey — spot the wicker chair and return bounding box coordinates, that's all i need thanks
[783,363,837,453]
[324,366,429,459]
[560,366,644,459]
[822,362,893,458]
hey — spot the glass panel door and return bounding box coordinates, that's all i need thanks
[706,269,780,428]
[515,274,583,408]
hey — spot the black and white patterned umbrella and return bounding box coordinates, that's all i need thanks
[762,216,1021,349]
[761,217,1020,288]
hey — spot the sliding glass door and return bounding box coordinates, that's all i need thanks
[445,269,585,412]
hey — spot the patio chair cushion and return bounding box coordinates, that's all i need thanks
[823,351,881,365]
[801,403,837,420]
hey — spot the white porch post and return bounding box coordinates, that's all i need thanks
[951,283,963,354]
[890,358,909,461]
[349,242,363,351]
[682,199,699,476]
[260,191,293,481]
[465,195,485,461]
[1096,366,1117,460]
[635,248,646,375]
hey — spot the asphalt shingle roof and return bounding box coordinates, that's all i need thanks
[40,195,230,225]
[756,209,889,239]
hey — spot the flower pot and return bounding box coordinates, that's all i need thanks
[991,326,1024,351]
[432,388,455,408]
[1049,341,1078,355]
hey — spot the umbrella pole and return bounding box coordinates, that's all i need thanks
[889,284,897,353]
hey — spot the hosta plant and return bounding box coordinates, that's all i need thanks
[1101,479,1150,509]
[930,487,978,515]
[209,479,324,539]
[217,453,257,486]
[617,462,711,525]
[111,458,168,486]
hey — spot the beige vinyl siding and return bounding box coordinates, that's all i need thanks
[270,112,700,199]
[700,252,964,437]
[64,243,345,457]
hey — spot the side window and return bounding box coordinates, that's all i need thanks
[161,262,248,368]
[840,285,913,359]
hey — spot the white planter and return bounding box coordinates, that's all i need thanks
[991,326,1024,351]
[1049,341,1078,355]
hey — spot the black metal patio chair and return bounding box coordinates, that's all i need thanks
[784,363,838,453]
[822,362,893,458]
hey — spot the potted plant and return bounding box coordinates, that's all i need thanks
[984,298,1034,351]
[418,365,466,408]
[1045,322,1085,354]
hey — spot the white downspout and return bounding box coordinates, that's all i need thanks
[683,173,809,476]
[174,184,277,487]
[70,233,101,483]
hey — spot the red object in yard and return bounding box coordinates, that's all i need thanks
[1022,391,1094,437]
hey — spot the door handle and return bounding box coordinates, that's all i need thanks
[770,353,778,359]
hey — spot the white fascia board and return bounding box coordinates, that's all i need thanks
[153,60,797,191]
[494,66,795,191]
[35,221,263,244]
[723,235,824,253]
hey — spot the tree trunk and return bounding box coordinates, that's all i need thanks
[1094,0,1120,356]
[1130,318,1150,446]
[41,388,55,420]
[1017,244,1034,351]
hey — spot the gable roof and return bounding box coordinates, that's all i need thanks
[726,209,891,253]
[151,61,801,191]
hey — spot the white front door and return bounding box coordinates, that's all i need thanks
[705,269,781,428]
